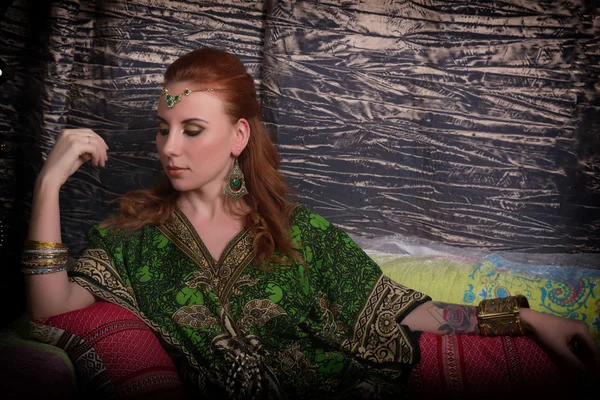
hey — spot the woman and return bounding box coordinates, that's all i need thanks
[24,48,598,399]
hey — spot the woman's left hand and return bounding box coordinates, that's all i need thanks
[521,308,600,377]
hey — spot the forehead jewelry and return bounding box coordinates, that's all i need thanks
[161,87,253,108]
[161,88,210,108]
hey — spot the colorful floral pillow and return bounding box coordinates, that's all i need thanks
[371,252,600,345]
[30,301,189,399]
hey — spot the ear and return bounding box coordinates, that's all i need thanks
[232,118,250,156]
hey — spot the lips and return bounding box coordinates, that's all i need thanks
[166,165,188,177]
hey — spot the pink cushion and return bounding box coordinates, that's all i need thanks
[30,301,188,399]
[407,332,578,399]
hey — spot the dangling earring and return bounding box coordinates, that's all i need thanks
[224,157,248,201]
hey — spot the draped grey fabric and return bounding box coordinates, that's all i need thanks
[1,0,599,279]
[262,1,600,252]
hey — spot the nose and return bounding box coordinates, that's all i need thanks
[161,128,183,157]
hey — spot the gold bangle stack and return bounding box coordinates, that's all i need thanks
[21,240,69,275]
[477,295,529,336]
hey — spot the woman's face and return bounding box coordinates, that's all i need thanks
[155,81,239,194]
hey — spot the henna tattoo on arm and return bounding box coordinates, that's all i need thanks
[426,302,480,335]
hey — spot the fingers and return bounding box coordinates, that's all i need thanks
[571,335,600,395]
[67,128,108,167]
[85,135,108,167]
[88,129,109,167]
[553,342,588,374]
[76,136,103,167]
[573,329,600,373]
[40,128,110,187]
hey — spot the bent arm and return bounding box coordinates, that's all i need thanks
[25,177,96,320]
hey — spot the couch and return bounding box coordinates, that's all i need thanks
[1,245,599,399]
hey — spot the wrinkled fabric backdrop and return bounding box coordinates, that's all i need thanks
[0,0,599,320]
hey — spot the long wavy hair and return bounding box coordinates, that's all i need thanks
[102,48,299,266]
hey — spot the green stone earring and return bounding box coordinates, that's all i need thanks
[224,158,248,201]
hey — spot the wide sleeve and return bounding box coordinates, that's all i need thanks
[68,225,139,311]
[291,206,431,367]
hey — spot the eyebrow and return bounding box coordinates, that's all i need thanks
[156,116,209,124]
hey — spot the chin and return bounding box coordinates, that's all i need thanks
[168,179,192,192]
[168,179,204,193]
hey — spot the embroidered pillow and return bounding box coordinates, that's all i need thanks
[30,301,188,399]
[372,252,600,345]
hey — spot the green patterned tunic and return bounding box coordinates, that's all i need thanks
[69,205,430,399]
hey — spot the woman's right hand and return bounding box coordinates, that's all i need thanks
[26,128,107,319]
[37,128,109,188]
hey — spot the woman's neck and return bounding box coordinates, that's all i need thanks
[176,190,226,222]
[176,189,249,223]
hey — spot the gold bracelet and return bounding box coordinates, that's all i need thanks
[22,249,69,260]
[23,240,67,249]
[477,295,529,336]
[21,258,68,269]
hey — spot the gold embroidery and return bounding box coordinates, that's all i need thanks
[71,249,137,307]
[160,207,256,304]
[279,345,316,381]
[158,208,211,271]
[220,233,258,300]
[173,305,218,329]
[232,274,260,296]
[212,313,283,400]
[320,292,348,333]
[240,299,287,331]
[69,249,209,392]
[342,275,428,365]
[185,269,218,293]
[159,208,280,396]
[315,291,349,345]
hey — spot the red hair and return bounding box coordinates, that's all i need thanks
[102,48,299,266]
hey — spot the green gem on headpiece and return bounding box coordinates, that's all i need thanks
[162,89,185,108]
[161,87,251,109]
[162,88,201,108]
